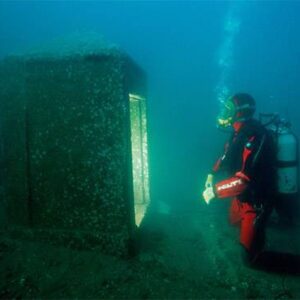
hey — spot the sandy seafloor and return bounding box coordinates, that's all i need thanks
[0,200,299,299]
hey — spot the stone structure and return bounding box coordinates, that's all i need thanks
[0,35,150,256]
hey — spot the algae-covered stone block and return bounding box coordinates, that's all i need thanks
[0,35,149,256]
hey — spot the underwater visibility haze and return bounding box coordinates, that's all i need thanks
[0,1,300,299]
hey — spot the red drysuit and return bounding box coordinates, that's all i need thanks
[212,120,275,253]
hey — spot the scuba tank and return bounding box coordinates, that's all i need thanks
[260,113,299,221]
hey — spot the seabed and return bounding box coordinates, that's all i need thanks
[0,200,299,299]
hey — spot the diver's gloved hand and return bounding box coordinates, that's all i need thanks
[203,187,215,205]
[205,174,214,189]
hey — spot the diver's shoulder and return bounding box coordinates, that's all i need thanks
[244,119,267,136]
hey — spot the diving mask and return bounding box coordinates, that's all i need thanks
[217,98,235,128]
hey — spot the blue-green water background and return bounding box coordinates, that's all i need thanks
[1,1,300,213]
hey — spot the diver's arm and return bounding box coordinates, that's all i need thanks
[213,134,265,199]
[212,141,230,174]
[203,141,232,203]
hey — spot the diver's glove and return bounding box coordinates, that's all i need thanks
[203,187,215,205]
[205,174,214,189]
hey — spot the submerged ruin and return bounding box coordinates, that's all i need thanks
[0,34,150,256]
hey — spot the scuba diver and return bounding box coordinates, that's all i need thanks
[202,93,277,266]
